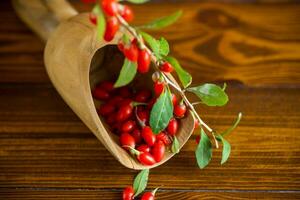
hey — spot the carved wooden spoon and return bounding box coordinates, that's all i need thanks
[13,0,195,170]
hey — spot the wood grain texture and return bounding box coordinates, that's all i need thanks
[0,85,299,191]
[1,190,300,200]
[1,1,300,86]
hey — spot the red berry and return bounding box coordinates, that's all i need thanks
[118,86,132,98]
[196,135,200,144]
[124,41,139,61]
[151,140,165,162]
[120,133,135,150]
[135,89,152,103]
[118,41,124,52]
[141,192,155,200]
[99,103,115,116]
[116,104,133,122]
[137,152,156,166]
[160,62,174,73]
[174,103,187,118]
[119,99,132,108]
[137,108,150,125]
[123,186,134,200]
[194,119,200,129]
[156,132,172,146]
[120,5,134,22]
[167,118,178,136]
[106,113,116,125]
[142,126,156,146]
[92,87,109,100]
[138,49,151,74]
[147,98,157,109]
[99,81,115,92]
[89,13,97,25]
[101,0,118,16]
[81,0,96,3]
[121,120,136,133]
[132,129,142,144]
[171,93,177,106]
[104,17,119,42]
[137,144,151,153]
[109,96,124,106]
[153,81,164,97]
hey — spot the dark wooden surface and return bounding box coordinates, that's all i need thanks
[1,1,300,199]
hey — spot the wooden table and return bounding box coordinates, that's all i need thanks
[1,1,300,199]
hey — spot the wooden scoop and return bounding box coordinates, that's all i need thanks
[13,0,195,170]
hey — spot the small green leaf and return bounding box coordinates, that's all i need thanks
[171,136,180,154]
[126,0,149,4]
[150,89,174,134]
[133,169,149,197]
[122,34,130,45]
[114,59,137,88]
[222,112,242,137]
[158,37,169,57]
[195,129,212,169]
[140,10,183,30]
[139,31,160,58]
[92,5,106,40]
[165,56,192,88]
[217,135,231,165]
[187,83,229,106]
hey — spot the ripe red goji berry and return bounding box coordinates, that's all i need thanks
[120,5,134,22]
[167,118,178,136]
[132,129,142,144]
[137,108,150,125]
[171,93,177,106]
[137,144,151,153]
[156,132,172,146]
[147,98,156,109]
[120,133,135,150]
[122,186,134,200]
[121,120,136,133]
[137,151,156,166]
[89,13,97,25]
[153,81,164,97]
[151,140,165,162]
[194,119,200,129]
[135,89,152,103]
[137,49,151,74]
[99,81,115,92]
[118,86,132,98]
[101,0,118,16]
[116,103,133,122]
[124,41,138,61]
[174,103,187,118]
[106,113,116,125]
[92,87,109,100]
[99,103,115,116]
[141,191,155,200]
[160,61,174,73]
[104,17,119,42]
[142,126,156,146]
[109,96,124,106]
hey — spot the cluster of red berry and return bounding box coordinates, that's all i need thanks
[123,186,157,200]
[92,78,190,166]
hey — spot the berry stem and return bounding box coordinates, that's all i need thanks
[116,14,219,148]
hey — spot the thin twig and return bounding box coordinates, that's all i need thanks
[116,15,219,148]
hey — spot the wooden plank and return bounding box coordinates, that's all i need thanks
[1,1,300,85]
[1,189,300,200]
[0,85,299,190]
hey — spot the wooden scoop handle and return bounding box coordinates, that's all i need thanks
[12,0,78,41]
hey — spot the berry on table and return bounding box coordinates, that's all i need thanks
[122,186,134,200]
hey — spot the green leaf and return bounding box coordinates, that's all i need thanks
[222,112,242,137]
[92,5,106,40]
[158,37,169,57]
[114,59,137,88]
[217,135,231,165]
[140,10,183,30]
[139,31,160,57]
[187,83,229,106]
[150,89,174,134]
[126,0,149,4]
[165,56,192,88]
[195,129,212,169]
[133,169,149,197]
[171,136,180,154]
